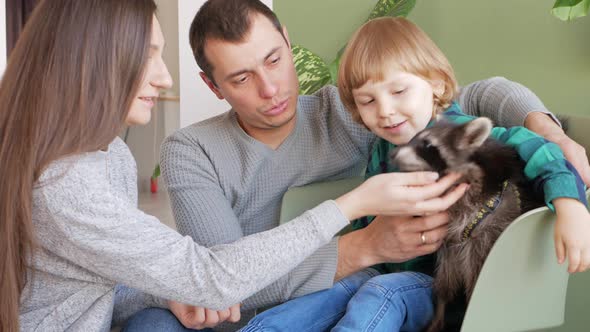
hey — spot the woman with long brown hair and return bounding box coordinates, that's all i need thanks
[0,0,469,331]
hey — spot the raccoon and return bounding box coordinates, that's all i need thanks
[390,117,544,332]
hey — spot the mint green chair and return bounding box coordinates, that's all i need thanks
[460,206,569,332]
[278,180,574,331]
[279,176,363,228]
[538,192,590,332]
[536,113,590,332]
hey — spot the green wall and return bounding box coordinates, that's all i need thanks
[275,0,590,116]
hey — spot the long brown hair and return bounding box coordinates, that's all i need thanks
[0,0,156,330]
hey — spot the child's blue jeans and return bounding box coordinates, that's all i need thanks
[240,269,434,332]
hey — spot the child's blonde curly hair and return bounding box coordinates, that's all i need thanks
[338,17,458,125]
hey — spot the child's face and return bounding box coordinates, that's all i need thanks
[352,68,440,145]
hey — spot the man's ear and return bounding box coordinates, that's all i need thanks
[282,25,291,49]
[199,72,224,100]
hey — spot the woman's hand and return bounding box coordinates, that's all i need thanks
[167,300,241,329]
[335,172,468,221]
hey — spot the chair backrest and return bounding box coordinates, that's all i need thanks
[463,112,590,331]
[537,113,590,332]
[279,176,364,226]
[541,195,590,332]
[460,206,569,332]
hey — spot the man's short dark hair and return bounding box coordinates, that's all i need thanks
[189,0,285,85]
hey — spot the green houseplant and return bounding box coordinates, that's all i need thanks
[292,0,416,95]
[551,0,590,21]
[150,164,160,193]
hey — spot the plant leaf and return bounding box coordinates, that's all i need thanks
[328,56,340,86]
[292,44,331,95]
[551,0,590,20]
[152,164,160,179]
[368,0,417,21]
[553,0,584,7]
[326,0,417,86]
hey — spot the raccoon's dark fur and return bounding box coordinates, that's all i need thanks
[390,117,544,332]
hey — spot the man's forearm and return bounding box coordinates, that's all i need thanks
[523,111,590,187]
[458,77,551,128]
[335,229,378,281]
[524,111,564,139]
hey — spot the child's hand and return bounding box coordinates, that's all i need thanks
[553,198,590,273]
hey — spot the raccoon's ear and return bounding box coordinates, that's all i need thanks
[458,118,492,150]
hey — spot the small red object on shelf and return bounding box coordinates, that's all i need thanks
[150,177,158,193]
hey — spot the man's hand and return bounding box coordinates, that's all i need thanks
[167,300,241,329]
[525,112,590,186]
[335,212,450,280]
[545,132,590,186]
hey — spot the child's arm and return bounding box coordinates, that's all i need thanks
[445,111,586,209]
[487,125,590,273]
[553,198,590,273]
[488,125,586,210]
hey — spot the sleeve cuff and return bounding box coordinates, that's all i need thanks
[544,174,582,211]
[525,110,563,128]
[311,200,350,241]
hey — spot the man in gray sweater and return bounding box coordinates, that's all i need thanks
[160,0,590,329]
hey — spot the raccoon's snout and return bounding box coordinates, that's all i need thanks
[390,146,435,173]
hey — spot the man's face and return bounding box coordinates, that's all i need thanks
[202,14,299,141]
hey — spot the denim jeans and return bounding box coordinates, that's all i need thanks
[241,270,433,332]
[122,307,212,332]
[332,271,434,331]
